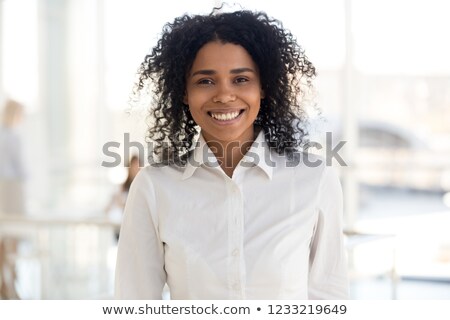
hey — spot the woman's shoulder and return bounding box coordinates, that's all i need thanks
[295,152,340,185]
[132,163,184,185]
[271,150,327,172]
[272,150,340,188]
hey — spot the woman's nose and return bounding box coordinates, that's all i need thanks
[212,83,236,103]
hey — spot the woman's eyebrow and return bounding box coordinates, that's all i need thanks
[191,67,255,77]
[230,67,255,74]
[191,69,216,76]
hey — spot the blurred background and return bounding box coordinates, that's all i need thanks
[0,0,449,299]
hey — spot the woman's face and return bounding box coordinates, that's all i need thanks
[184,41,264,145]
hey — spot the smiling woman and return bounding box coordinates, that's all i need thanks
[184,41,264,175]
[115,8,348,300]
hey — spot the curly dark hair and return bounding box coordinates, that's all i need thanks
[135,9,316,164]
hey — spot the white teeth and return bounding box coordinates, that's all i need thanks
[210,111,240,121]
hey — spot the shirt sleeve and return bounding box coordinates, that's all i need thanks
[115,169,166,299]
[308,165,349,299]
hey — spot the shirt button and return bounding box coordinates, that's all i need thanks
[232,249,239,256]
[232,283,240,291]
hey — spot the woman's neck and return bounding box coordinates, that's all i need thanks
[204,127,259,178]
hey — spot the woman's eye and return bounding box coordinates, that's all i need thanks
[197,79,214,85]
[235,77,249,84]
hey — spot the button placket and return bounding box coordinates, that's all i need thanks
[227,179,244,298]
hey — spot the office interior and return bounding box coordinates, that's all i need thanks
[0,0,449,299]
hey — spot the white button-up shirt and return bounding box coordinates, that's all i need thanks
[115,130,348,299]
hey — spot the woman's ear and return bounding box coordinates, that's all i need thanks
[183,92,188,105]
[260,88,265,99]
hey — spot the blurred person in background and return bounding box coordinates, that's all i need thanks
[0,99,27,299]
[105,155,141,241]
[0,99,27,215]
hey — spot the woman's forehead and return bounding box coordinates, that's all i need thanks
[188,41,257,75]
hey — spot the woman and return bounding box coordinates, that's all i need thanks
[105,155,141,240]
[115,9,348,299]
[0,99,27,299]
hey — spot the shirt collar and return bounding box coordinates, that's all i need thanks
[182,129,273,180]
[240,129,273,180]
[181,133,217,180]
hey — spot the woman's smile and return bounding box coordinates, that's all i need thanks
[208,108,245,122]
